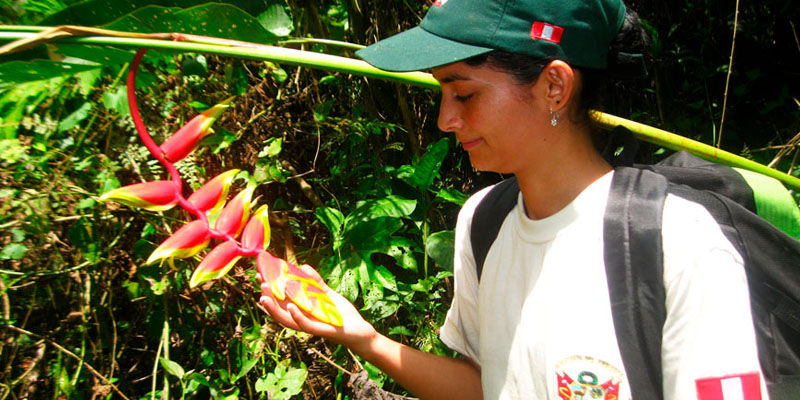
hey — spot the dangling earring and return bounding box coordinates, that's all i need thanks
[550,107,559,127]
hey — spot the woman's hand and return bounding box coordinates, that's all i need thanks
[259,264,377,354]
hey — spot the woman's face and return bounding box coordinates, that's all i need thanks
[432,61,552,174]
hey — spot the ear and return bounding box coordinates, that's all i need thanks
[539,60,576,113]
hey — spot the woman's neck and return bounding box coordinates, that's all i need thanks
[514,128,611,220]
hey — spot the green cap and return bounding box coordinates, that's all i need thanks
[356,0,627,72]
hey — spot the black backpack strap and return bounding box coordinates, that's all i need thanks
[470,177,519,281]
[604,167,668,400]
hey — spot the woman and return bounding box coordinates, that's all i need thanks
[260,0,767,398]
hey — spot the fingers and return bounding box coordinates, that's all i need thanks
[259,292,302,331]
[287,302,341,336]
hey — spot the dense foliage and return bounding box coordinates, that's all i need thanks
[0,0,797,398]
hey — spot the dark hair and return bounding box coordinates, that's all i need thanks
[464,7,651,128]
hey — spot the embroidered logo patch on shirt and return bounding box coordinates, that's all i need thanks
[530,21,563,43]
[556,356,623,400]
[696,372,761,400]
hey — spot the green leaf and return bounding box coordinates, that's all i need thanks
[258,137,283,158]
[337,266,359,303]
[388,326,415,337]
[10,229,25,243]
[1,243,28,260]
[53,45,134,67]
[42,0,270,27]
[232,358,258,383]
[347,196,417,223]
[345,217,404,252]
[426,230,455,271]
[315,207,344,249]
[436,187,469,206]
[257,4,293,37]
[412,138,450,191]
[388,245,418,272]
[0,61,100,89]
[76,198,96,209]
[313,99,333,122]
[182,54,207,77]
[102,4,278,45]
[398,138,449,190]
[57,101,93,132]
[205,128,238,155]
[258,360,306,400]
[101,85,130,118]
[371,264,397,291]
[188,100,209,111]
[160,358,185,380]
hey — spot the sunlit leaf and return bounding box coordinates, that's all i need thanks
[344,217,404,253]
[400,137,449,191]
[346,196,417,222]
[57,101,93,132]
[426,230,455,271]
[101,4,277,45]
[257,3,293,37]
[42,0,269,26]
[0,61,100,88]
[160,358,185,380]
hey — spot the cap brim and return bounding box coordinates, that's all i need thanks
[356,26,493,72]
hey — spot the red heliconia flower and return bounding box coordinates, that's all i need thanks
[241,205,270,252]
[214,186,254,238]
[160,97,234,163]
[190,240,243,287]
[257,252,343,327]
[98,180,178,211]
[147,220,211,265]
[187,169,240,215]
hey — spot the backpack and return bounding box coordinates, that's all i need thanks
[469,139,800,399]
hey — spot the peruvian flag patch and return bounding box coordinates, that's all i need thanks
[696,372,762,400]
[530,21,563,43]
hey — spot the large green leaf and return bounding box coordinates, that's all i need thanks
[257,4,293,37]
[101,4,277,44]
[256,360,307,400]
[40,0,269,26]
[346,195,417,223]
[398,137,450,191]
[315,207,345,250]
[426,230,455,271]
[0,60,100,88]
[53,45,134,67]
[345,217,404,253]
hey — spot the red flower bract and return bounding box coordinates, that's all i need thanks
[241,205,270,251]
[98,180,178,211]
[187,169,240,215]
[160,97,234,163]
[190,241,242,287]
[147,220,211,265]
[214,186,254,238]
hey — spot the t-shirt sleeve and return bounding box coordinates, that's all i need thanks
[661,195,770,400]
[438,186,490,364]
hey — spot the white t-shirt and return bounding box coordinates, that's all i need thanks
[439,171,768,400]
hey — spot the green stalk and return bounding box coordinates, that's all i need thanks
[0,31,439,89]
[1,28,798,189]
[593,112,800,189]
